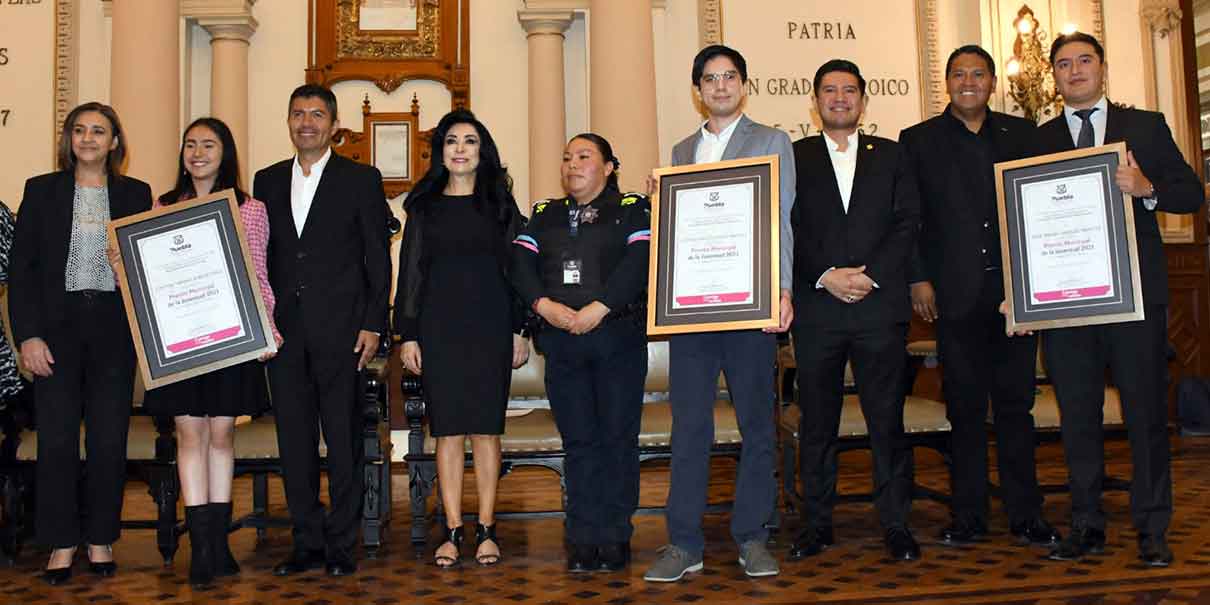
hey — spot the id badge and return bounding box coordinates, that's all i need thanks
[562,258,582,285]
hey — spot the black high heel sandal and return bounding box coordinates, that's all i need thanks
[475,523,501,566]
[434,525,464,569]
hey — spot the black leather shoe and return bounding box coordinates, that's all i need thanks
[885,527,922,561]
[1010,518,1062,547]
[41,567,72,585]
[788,526,834,560]
[325,550,357,576]
[567,544,598,573]
[1138,534,1173,567]
[272,548,326,576]
[937,518,988,546]
[597,542,630,571]
[1047,526,1105,561]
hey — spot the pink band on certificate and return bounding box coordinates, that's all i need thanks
[167,326,242,353]
[1033,286,1112,302]
[675,292,752,306]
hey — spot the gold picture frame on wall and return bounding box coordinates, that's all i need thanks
[307,0,470,107]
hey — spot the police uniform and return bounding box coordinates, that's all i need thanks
[511,188,650,550]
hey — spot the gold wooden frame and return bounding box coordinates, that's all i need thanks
[648,155,780,335]
[109,190,276,389]
[995,143,1145,332]
[306,0,470,107]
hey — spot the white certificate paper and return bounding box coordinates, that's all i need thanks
[373,122,410,179]
[137,220,246,359]
[1019,172,1115,305]
[671,182,755,309]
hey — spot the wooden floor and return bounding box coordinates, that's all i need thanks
[5,437,1210,604]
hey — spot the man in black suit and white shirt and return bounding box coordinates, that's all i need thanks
[1030,33,1202,566]
[789,59,921,561]
[253,84,390,577]
[899,45,1060,548]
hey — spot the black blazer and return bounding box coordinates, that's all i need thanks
[9,170,152,344]
[253,152,391,352]
[900,109,1035,317]
[791,134,920,326]
[1034,103,1202,305]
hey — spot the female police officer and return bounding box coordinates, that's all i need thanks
[511,133,650,574]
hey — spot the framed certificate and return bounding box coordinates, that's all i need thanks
[109,190,277,389]
[372,121,411,180]
[996,142,1144,332]
[648,155,780,335]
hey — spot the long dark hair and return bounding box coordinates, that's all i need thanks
[160,117,247,206]
[568,133,621,193]
[405,109,515,224]
[58,102,128,175]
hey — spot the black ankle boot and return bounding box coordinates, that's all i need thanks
[184,505,214,589]
[209,503,240,576]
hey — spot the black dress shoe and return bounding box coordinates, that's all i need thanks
[1047,526,1105,561]
[41,567,72,586]
[885,527,922,561]
[1010,518,1062,547]
[1138,534,1173,567]
[788,526,834,560]
[566,544,598,573]
[325,550,357,576]
[272,548,326,576]
[937,518,988,546]
[597,542,630,572]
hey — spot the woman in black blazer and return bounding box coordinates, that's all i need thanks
[9,102,152,585]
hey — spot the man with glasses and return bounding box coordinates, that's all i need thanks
[644,44,795,583]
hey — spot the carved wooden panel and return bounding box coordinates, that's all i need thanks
[307,0,470,108]
[1165,244,1210,415]
[332,95,423,199]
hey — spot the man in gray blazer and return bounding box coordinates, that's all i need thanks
[644,44,796,582]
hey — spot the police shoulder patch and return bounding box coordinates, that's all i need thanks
[532,199,550,214]
[620,192,648,206]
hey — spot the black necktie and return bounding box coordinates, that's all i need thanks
[1074,108,1098,149]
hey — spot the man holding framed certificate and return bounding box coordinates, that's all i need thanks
[788,60,921,562]
[1032,33,1202,566]
[644,44,795,583]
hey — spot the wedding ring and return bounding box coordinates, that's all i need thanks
[846,295,854,303]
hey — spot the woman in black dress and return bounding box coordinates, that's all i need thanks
[139,117,280,588]
[395,109,528,568]
[10,102,152,585]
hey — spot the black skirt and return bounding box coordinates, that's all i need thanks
[142,359,269,418]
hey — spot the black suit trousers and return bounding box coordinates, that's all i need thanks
[793,318,913,530]
[35,291,135,548]
[268,312,364,554]
[1042,305,1172,535]
[936,272,1042,524]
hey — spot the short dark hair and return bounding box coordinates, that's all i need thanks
[691,45,748,88]
[813,59,866,96]
[161,117,247,206]
[569,133,621,192]
[288,84,338,119]
[1049,31,1105,66]
[58,101,127,175]
[945,44,996,78]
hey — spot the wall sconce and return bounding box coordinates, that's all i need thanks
[1004,5,1061,122]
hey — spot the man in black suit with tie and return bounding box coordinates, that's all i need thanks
[1033,33,1202,566]
[789,59,921,561]
[253,84,390,576]
[899,45,1060,548]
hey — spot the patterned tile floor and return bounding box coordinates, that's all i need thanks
[3,438,1210,604]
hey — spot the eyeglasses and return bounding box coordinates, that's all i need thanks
[700,70,739,86]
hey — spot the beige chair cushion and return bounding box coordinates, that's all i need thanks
[16,415,160,462]
[232,415,328,459]
[780,395,950,440]
[1030,384,1124,429]
[423,399,740,454]
[510,339,547,399]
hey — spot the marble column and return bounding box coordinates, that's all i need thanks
[110,0,180,194]
[588,0,659,193]
[202,21,257,183]
[518,10,574,205]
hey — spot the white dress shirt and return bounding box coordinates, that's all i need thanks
[694,115,742,164]
[291,147,332,236]
[825,131,860,213]
[1063,95,1108,148]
